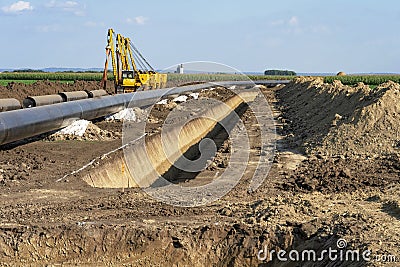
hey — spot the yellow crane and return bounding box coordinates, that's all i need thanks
[101,29,167,93]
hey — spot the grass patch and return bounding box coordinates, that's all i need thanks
[1,72,398,88]
[0,80,74,86]
[323,75,400,86]
[0,80,37,86]
[0,72,103,81]
[166,73,293,83]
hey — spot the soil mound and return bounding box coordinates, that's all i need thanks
[0,81,113,102]
[278,77,400,157]
[46,120,119,141]
[282,154,400,193]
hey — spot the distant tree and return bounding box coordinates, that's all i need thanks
[13,69,44,73]
[264,70,296,76]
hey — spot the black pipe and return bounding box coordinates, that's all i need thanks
[0,81,288,146]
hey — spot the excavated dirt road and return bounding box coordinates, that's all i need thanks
[0,80,399,266]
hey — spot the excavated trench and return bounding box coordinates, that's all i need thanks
[0,85,378,266]
[82,91,259,189]
[0,89,300,267]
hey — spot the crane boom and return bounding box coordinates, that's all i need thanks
[101,28,167,93]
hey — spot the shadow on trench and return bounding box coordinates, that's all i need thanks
[150,102,250,187]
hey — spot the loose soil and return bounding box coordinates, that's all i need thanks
[0,81,115,102]
[0,80,399,266]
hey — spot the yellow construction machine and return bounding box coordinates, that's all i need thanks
[101,29,167,93]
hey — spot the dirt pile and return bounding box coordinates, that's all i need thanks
[105,108,138,122]
[278,77,400,157]
[45,121,119,141]
[0,149,44,184]
[0,81,113,102]
[281,154,400,194]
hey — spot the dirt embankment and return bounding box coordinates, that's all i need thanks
[277,77,400,158]
[0,81,114,102]
[276,77,400,194]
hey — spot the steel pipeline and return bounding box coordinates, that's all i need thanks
[0,98,21,112]
[0,80,288,146]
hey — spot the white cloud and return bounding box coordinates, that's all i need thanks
[271,16,330,36]
[73,9,85,16]
[2,1,33,14]
[127,16,148,25]
[35,24,61,33]
[63,1,78,8]
[288,16,299,26]
[270,16,299,28]
[46,0,76,8]
[135,16,148,25]
[45,1,85,16]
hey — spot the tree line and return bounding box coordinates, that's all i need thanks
[264,70,296,76]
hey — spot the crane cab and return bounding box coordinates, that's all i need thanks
[117,70,136,93]
[120,70,151,93]
[122,70,134,80]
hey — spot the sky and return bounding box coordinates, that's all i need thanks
[0,0,399,73]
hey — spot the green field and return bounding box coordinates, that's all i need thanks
[0,72,103,82]
[166,73,293,83]
[0,80,73,86]
[0,72,289,83]
[0,72,399,87]
[0,80,38,86]
[0,72,292,86]
[323,75,400,85]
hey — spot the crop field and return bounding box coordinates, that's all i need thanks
[0,72,293,87]
[0,77,400,266]
[323,74,400,85]
[0,72,290,83]
[0,79,38,86]
[0,72,103,82]
[0,79,74,86]
[1,72,400,87]
[166,73,293,83]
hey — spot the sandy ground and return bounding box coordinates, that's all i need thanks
[0,81,399,266]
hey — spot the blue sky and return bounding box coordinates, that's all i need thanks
[0,0,399,73]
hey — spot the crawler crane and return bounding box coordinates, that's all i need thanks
[101,29,167,93]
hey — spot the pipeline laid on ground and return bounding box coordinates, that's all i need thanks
[23,89,109,108]
[23,94,64,108]
[86,89,108,98]
[0,98,21,112]
[0,80,287,147]
[59,91,90,102]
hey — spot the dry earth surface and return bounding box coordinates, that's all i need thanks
[0,79,399,266]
